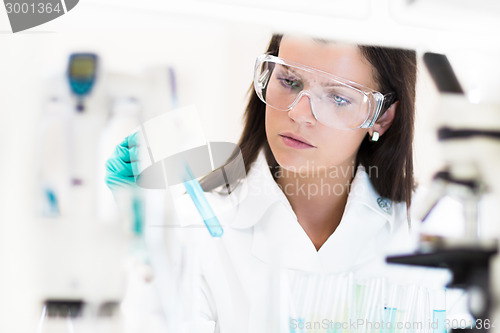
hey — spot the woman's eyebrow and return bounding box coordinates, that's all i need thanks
[281,65,347,88]
[280,64,355,89]
[323,80,362,90]
[320,81,345,88]
[278,65,299,76]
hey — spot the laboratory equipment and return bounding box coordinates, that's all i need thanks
[387,52,500,332]
[286,271,447,333]
[183,164,224,237]
[35,53,177,332]
[67,53,99,112]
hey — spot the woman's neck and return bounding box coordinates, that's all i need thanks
[276,162,356,251]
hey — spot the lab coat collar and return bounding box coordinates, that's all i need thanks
[228,151,395,230]
[345,164,395,232]
[173,150,284,230]
[177,150,398,272]
[243,151,397,273]
[222,151,286,229]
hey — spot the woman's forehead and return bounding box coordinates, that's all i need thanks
[277,36,378,90]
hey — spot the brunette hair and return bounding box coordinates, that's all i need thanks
[201,34,416,207]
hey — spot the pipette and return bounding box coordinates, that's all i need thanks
[183,164,224,238]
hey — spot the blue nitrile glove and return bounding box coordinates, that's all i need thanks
[105,132,142,190]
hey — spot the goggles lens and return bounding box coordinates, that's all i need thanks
[254,54,388,130]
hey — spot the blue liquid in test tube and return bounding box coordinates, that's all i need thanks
[383,307,396,333]
[183,164,223,238]
[288,317,304,333]
[433,310,446,333]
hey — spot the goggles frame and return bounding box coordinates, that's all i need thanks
[254,54,396,130]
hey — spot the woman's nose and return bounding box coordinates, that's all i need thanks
[287,93,317,126]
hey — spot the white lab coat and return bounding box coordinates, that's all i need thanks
[121,151,455,333]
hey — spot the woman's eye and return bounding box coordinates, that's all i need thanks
[278,77,301,89]
[331,95,350,106]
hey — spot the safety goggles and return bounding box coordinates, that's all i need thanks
[253,54,395,130]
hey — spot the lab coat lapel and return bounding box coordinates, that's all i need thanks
[318,166,395,272]
[251,201,323,272]
[174,151,281,230]
[250,165,395,273]
[317,201,392,272]
[220,151,283,229]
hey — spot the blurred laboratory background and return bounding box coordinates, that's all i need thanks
[1,0,500,332]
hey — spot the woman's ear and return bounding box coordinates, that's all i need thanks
[369,101,398,137]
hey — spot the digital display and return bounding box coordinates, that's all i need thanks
[69,57,96,79]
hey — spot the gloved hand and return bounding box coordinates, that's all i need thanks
[105,132,142,190]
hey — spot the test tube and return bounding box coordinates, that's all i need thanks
[294,273,308,333]
[345,273,355,333]
[288,271,299,333]
[311,274,327,332]
[394,286,407,333]
[322,274,335,333]
[302,273,313,333]
[183,163,223,238]
[366,278,384,333]
[415,286,431,333]
[355,280,368,322]
[432,288,446,333]
[383,284,398,333]
[328,274,343,333]
[401,284,420,333]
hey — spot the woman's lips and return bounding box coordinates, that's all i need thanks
[279,133,316,149]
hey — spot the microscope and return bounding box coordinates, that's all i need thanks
[388,53,500,332]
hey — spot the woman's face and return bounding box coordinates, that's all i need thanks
[265,36,379,175]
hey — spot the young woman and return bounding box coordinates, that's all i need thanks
[107,34,418,332]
